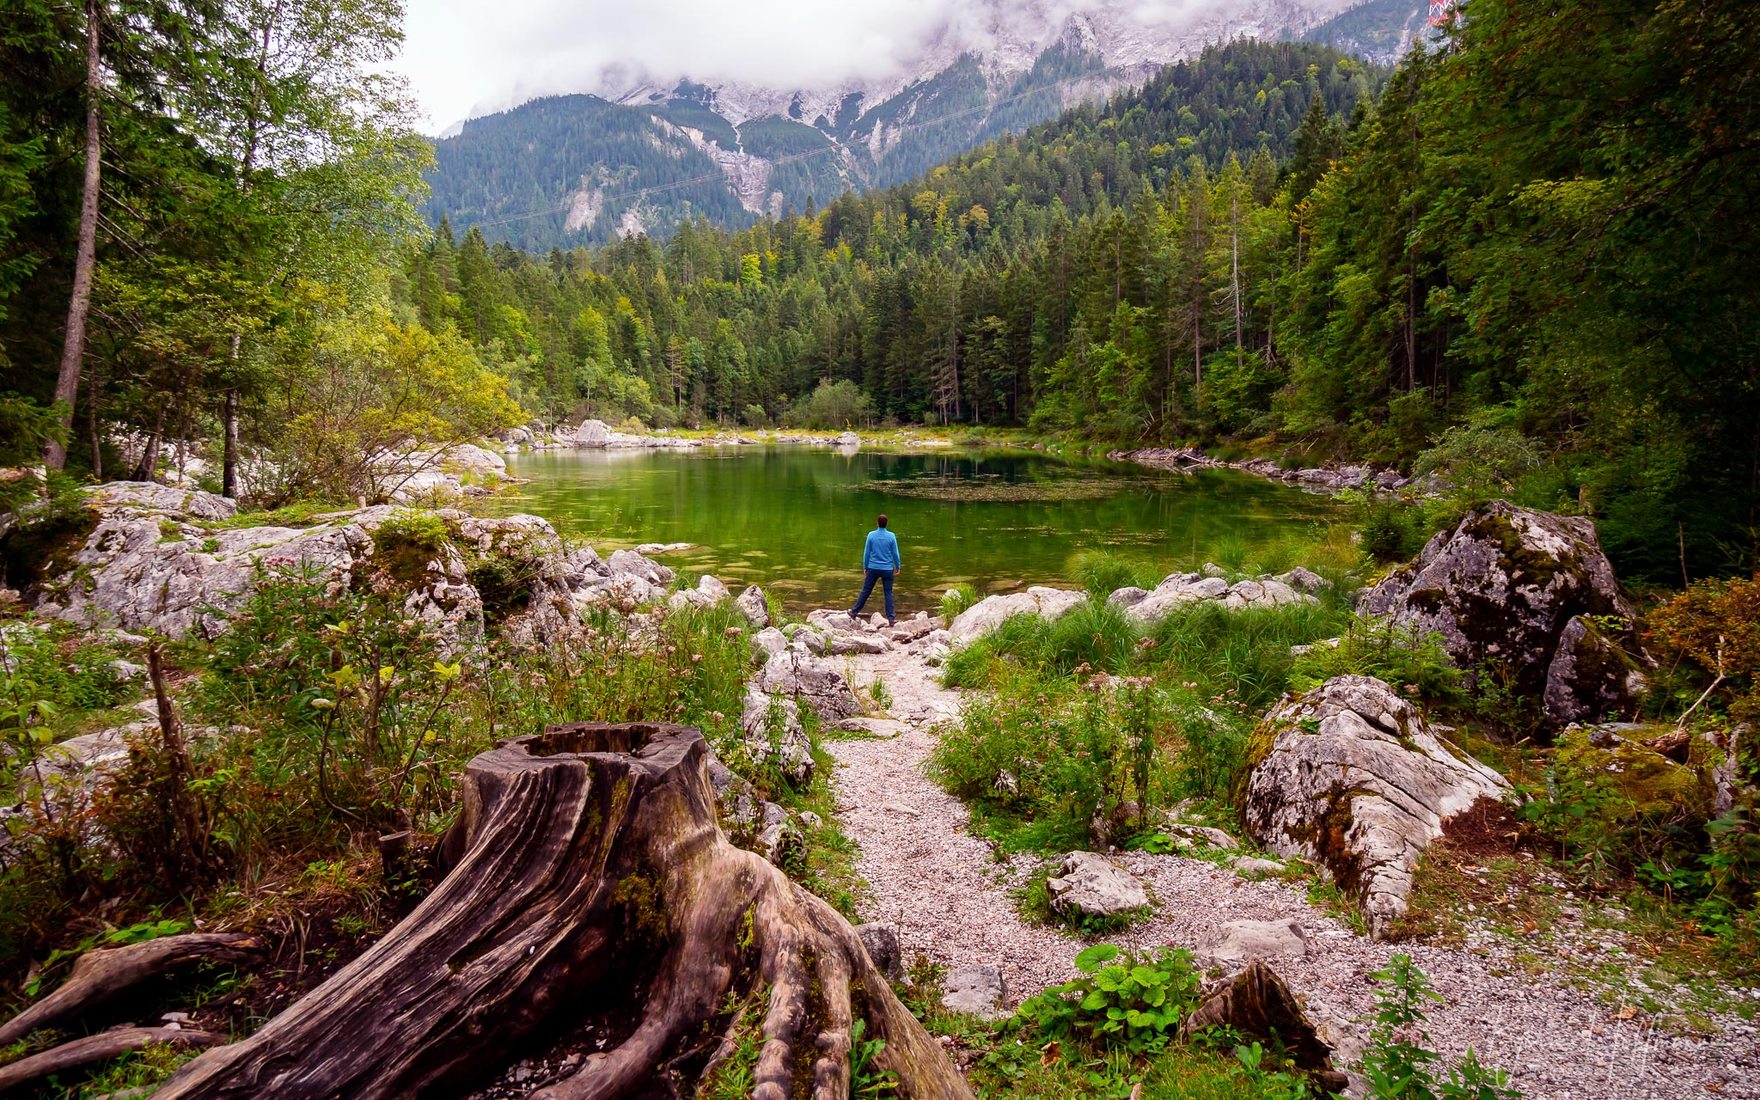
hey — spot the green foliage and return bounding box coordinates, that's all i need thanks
[849,1018,900,1099]
[1414,422,1542,505]
[263,299,524,505]
[789,379,872,429]
[1069,550,1159,598]
[931,665,1173,849]
[1359,954,1520,1100]
[942,599,1142,685]
[0,395,64,466]
[1288,617,1462,702]
[1358,497,1431,565]
[939,583,979,621]
[1012,943,1202,1056]
[0,622,126,747]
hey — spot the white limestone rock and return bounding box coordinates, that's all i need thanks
[1240,675,1510,938]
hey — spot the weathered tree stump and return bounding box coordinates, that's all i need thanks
[157,723,972,1099]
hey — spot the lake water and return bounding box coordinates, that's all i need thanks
[496,445,1343,615]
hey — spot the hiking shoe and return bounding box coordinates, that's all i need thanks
[847,610,859,622]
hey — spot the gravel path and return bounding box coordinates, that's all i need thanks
[823,630,1760,1100]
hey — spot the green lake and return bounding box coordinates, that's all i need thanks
[497,445,1346,615]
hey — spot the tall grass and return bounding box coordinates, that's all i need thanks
[930,666,1174,850]
[1068,549,1161,597]
[946,593,1354,711]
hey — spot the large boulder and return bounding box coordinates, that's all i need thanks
[574,419,614,447]
[947,586,1084,644]
[1195,919,1308,964]
[1240,675,1511,937]
[87,482,237,522]
[28,487,667,641]
[1360,501,1644,730]
[756,644,860,723]
[1122,570,1320,625]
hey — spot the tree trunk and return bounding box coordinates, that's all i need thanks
[87,362,103,479]
[157,723,973,1100]
[45,0,102,471]
[131,404,165,482]
[222,381,239,499]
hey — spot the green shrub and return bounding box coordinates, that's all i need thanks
[1167,700,1252,805]
[1288,617,1462,703]
[939,583,978,621]
[942,598,1142,687]
[789,379,872,429]
[0,622,125,746]
[1070,549,1158,598]
[1359,497,1426,565]
[930,667,1172,849]
[1359,954,1520,1099]
[1011,943,1202,1055]
[1144,601,1348,712]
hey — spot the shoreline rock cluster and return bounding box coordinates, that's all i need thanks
[946,566,1331,644]
[1111,445,1424,494]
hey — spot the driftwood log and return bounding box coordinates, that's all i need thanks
[157,723,973,1099]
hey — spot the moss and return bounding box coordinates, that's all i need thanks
[610,873,668,950]
[369,510,452,591]
[1467,507,1589,593]
[1555,727,1704,819]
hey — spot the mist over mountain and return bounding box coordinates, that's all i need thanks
[424,0,1405,249]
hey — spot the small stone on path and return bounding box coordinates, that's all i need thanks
[941,965,1007,1020]
[1047,851,1150,919]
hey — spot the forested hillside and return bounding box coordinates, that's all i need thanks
[400,8,1760,580]
[424,37,1129,250]
[403,38,1375,434]
[1298,0,1429,63]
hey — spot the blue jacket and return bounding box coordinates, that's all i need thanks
[862,527,901,571]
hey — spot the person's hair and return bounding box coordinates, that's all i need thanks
[876,514,888,528]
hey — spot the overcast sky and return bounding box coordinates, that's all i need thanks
[391,0,991,132]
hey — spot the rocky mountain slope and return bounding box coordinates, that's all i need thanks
[425,0,1368,248]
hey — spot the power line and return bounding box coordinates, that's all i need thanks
[460,68,1120,233]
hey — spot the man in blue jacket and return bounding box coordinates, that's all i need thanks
[848,514,901,626]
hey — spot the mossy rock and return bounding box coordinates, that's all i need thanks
[1555,725,1705,820]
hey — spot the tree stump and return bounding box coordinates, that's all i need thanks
[157,723,972,1099]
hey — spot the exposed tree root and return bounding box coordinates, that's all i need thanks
[0,1026,223,1093]
[156,723,973,1099]
[0,933,262,1049]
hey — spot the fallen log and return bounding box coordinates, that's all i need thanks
[0,1026,223,1094]
[0,933,262,1048]
[157,722,973,1099]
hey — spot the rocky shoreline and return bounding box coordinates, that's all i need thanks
[1109,444,1432,494]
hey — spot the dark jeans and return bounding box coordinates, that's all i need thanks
[850,568,895,622]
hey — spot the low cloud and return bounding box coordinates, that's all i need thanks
[394,0,1246,131]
